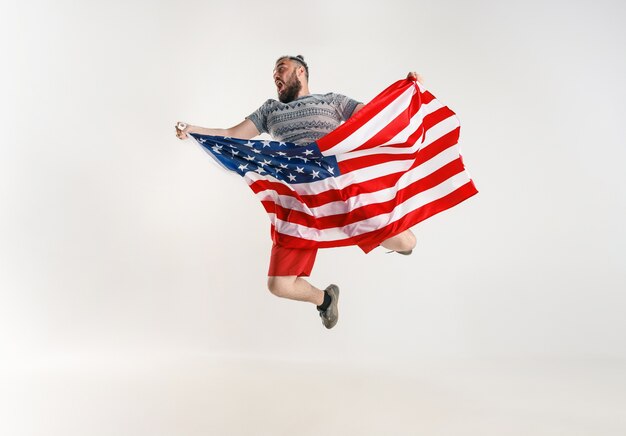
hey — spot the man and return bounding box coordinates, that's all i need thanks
[176,55,421,329]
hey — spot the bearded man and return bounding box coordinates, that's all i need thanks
[176,55,421,329]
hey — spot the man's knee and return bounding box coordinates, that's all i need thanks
[386,229,416,252]
[267,276,296,298]
[404,230,417,250]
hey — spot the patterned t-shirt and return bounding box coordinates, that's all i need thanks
[246,93,361,145]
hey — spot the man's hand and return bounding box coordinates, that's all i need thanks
[406,72,424,84]
[175,121,190,140]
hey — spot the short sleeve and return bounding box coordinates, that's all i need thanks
[245,99,273,134]
[331,93,362,121]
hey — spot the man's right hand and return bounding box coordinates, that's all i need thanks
[173,119,259,141]
[175,121,190,140]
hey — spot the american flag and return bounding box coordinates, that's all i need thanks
[190,78,477,253]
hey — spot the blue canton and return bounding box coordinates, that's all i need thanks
[190,134,340,184]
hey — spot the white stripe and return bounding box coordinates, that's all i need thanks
[270,171,472,242]
[321,86,416,155]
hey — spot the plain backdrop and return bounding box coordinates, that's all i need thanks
[1,0,625,368]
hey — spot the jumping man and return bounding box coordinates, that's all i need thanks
[176,55,422,329]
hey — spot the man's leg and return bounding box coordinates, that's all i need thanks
[266,244,339,329]
[380,229,417,252]
[267,275,324,305]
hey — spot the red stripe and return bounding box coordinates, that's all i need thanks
[423,106,456,131]
[338,152,415,174]
[421,91,436,104]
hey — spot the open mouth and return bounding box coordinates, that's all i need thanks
[275,80,284,93]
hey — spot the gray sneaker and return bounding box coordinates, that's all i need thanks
[319,284,340,329]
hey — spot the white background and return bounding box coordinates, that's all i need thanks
[1,0,625,434]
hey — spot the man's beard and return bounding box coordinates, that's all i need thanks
[278,70,302,103]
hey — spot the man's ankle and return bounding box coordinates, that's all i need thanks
[316,290,331,312]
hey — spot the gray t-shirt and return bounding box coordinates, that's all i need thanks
[246,93,361,145]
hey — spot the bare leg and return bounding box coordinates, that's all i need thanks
[380,229,417,252]
[267,275,324,305]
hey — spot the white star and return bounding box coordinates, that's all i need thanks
[327,166,335,174]
[311,170,320,179]
[211,145,223,154]
[279,142,286,147]
[275,168,282,173]
[198,138,206,143]
[303,149,314,156]
[279,163,288,169]
[261,140,271,148]
[231,149,239,156]
[276,151,287,156]
[238,163,249,171]
[244,141,255,147]
[299,157,308,163]
[244,155,255,161]
[255,167,265,174]
[252,148,261,154]
[224,136,232,139]
[295,166,304,174]
[259,159,272,167]
[287,173,296,182]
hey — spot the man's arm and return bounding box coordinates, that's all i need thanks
[175,118,259,140]
[350,72,424,117]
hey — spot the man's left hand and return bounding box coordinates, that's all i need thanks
[406,72,424,84]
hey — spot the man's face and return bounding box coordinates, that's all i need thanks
[273,59,302,103]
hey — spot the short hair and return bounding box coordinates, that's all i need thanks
[276,55,309,80]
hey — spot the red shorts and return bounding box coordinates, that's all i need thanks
[267,244,318,277]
